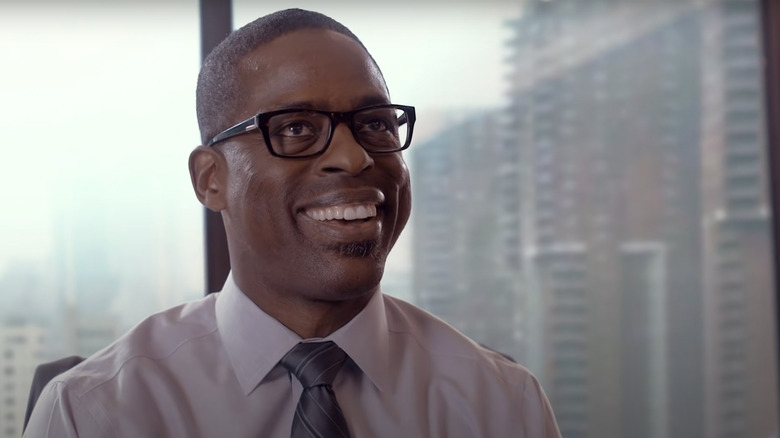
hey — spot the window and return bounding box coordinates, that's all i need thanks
[0,3,203,362]
[229,2,779,437]
[2,2,777,438]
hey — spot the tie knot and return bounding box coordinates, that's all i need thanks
[280,341,347,388]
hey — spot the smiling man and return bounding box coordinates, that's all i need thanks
[24,9,560,438]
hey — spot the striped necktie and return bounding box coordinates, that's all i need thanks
[280,341,351,438]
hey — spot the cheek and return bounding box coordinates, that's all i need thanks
[224,148,257,201]
[396,176,412,237]
[399,179,412,222]
[383,153,410,186]
[243,170,292,227]
[396,162,411,211]
[387,156,412,237]
[225,151,280,226]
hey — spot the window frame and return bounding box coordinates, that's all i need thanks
[199,0,232,294]
[760,0,780,409]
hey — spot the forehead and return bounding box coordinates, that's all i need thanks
[234,29,389,118]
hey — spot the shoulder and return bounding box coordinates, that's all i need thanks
[382,294,531,386]
[26,295,222,436]
[52,293,220,398]
[381,295,560,436]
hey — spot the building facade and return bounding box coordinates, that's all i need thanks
[0,324,46,438]
[700,1,778,437]
[413,1,776,437]
[412,111,520,362]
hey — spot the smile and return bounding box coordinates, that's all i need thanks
[304,203,378,221]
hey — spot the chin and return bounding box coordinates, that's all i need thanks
[327,240,381,259]
[317,246,387,300]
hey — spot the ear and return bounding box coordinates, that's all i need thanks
[189,145,227,211]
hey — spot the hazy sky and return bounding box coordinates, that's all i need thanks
[0,1,520,283]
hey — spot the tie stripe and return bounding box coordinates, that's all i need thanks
[297,390,349,437]
[281,341,351,438]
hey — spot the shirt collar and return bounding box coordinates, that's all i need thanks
[327,286,390,392]
[215,273,391,395]
[215,273,301,396]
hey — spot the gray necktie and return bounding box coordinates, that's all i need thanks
[280,341,351,438]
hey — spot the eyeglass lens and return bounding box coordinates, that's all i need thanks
[266,107,410,157]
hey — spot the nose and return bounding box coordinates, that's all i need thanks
[316,123,374,175]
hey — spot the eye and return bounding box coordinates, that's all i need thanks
[354,107,400,136]
[362,119,390,132]
[276,121,316,137]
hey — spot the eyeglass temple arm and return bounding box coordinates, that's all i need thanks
[206,118,257,147]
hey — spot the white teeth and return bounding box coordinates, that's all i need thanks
[305,204,378,221]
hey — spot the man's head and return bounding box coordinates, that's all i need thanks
[189,9,412,322]
[195,9,382,146]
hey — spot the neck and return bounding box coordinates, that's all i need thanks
[232,271,377,339]
[270,294,374,339]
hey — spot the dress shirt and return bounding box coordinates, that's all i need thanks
[24,273,561,437]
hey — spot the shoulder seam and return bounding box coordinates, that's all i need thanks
[76,325,220,397]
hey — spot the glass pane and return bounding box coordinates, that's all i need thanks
[236,1,779,437]
[0,3,202,435]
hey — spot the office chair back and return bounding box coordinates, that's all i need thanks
[23,355,86,432]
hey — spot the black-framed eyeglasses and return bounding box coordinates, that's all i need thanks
[206,104,416,158]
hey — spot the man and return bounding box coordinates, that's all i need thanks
[25,9,560,437]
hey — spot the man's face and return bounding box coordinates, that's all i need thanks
[218,29,411,303]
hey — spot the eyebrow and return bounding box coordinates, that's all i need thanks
[262,95,391,113]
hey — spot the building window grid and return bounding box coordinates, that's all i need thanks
[720,384,745,402]
[725,145,760,164]
[726,130,760,145]
[724,176,760,193]
[720,342,745,364]
[725,103,762,122]
[720,403,747,426]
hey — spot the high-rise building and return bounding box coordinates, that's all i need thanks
[408,1,776,437]
[0,323,46,438]
[412,111,520,361]
[504,2,705,437]
[700,1,778,437]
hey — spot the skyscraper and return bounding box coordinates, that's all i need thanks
[411,1,778,437]
[504,3,706,436]
[412,111,520,361]
[410,1,776,437]
[700,1,778,437]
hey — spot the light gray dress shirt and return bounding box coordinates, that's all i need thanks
[24,274,561,437]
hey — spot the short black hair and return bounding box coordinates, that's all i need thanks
[196,8,379,145]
